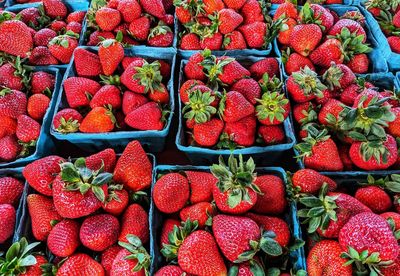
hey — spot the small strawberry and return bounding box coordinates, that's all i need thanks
[66,22,82,34]
[129,16,150,41]
[95,7,121,31]
[388,36,400,53]
[193,118,224,146]
[121,60,164,94]
[217,8,243,35]
[180,33,201,50]
[346,54,369,74]
[273,1,298,20]
[73,47,103,77]
[118,204,149,244]
[43,0,67,19]
[148,23,174,47]
[64,77,101,108]
[252,174,287,215]
[221,115,256,147]
[0,88,27,119]
[102,187,129,216]
[231,78,261,105]
[323,63,356,90]
[27,94,50,121]
[90,85,122,110]
[87,31,115,46]
[0,176,23,206]
[221,91,255,123]
[256,88,289,126]
[141,0,166,19]
[241,0,263,24]
[278,18,297,45]
[329,19,366,43]
[125,102,165,130]
[31,71,55,95]
[0,204,15,243]
[0,136,20,161]
[47,219,80,257]
[122,91,148,115]
[79,106,115,133]
[284,52,315,75]
[286,67,326,103]
[0,116,17,139]
[48,34,78,64]
[310,38,344,68]
[29,46,59,65]
[250,58,280,80]
[185,170,216,204]
[160,218,180,246]
[101,245,121,275]
[67,11,86,24]
[0,63,25,91]
[16,115,41,143]
[180,202,215,228]
[355,186,392,213]
[53,108,83,133]
[86,148,116,172]
[292,169,337,195]
[200,32,223,50]
[258,125,285,145]
[99,33,124,76]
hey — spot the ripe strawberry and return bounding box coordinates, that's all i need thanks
[90,85,122,110]
[380,255,400,276]
[33,28,57,47]
[278,18,297,45]
[64,77,101,108]
[307,240,352,276]
[290,24,322,56]
[273,1,298,20]
[67,11,86,23]
[18,7,40,28]
[256,90,289,126]
[47,220,80,257]
[125,102,165,130]
[118,204,149,244]
[0,20,33,58]
[86,148,116,173]
[121,59,163,94]
[323,63,356,90]
[310,38,344,68]
[355,186,392,213]
[329,19,366,43]
[388,36,400,53]
[258,125,285,145]
[49,20,67,32]
[249,58,279,80]
[180,33,201,50]
[253,174,287,215]
[200,32,223,50]
[286,67,326,103]
[0,136,20,161]
[218,9,243,35]
[73,48,102,77]
[129,16,150,41]
[239,22,267,48]
[16,115,40,143]
[0,89,27,119]
[0,63,24,91]
[388,107,400,138]
[66,22,82,34]
[80,214,119,251]
[148,83,170,104]
[101,245,121,275]
[79,106,115,133]
[0,204,15,243]
[306,4,334,32]
[339,212,399,262]
[57,253,104,275]
[292,169,337,195]
[95,7,121,31]
[99,36,124,76]
[53,108,83,133]
[318,99,343,126]
[122,91,148,115]
[222,30,245,50]
[160,218,180,246]
[27,94,50,121]
[148,24,174,47]
[43,0,67,19]
[29,46,58,66]
[87,31,115,46]
[103,187,129,216]
[184,171,216,204]
[180,202,215,228]
[122,57,145,70]
[193,118,224,147]
[0,177,23,206]
[20,255,48,276]
[222,115,256,147]
[184,51,207,81]
[117,0,141,22]
[179,80,204,103]
[241,0,263,24]
[284,52,315,75]
[155,265,185,276]
[346,54,369,74]
[141,0,166,18]
[31,71,55,95]
[221,91,254,123]
[246,213,290,247]
[48,35,78,64]
[0,116,17,139]
[231,78,260,105]
[153,173,189,214]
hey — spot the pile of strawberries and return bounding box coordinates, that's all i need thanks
[0,59,55,162]
[174,0,279,51]
[364,0,400,54]
[289,62,400,171]
[275,2,373,75]
[290,169,400,275]
[153,155,305,275]
[0,173,24,244]
[179,50,290,149]
[0,140,154,275]
[0,0,85,66]
[85,0,174,48]
[52,46,171,134]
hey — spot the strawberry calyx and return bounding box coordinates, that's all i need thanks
[105,183,124,203]
[322,63,346,91]
[118,235,151,276]
[0,237,41,275]
[182,90,217,124]
[295,127,330,160]
[56,116,81,134]
[18,140,37,157]
[100,74,121,86]
[359,138,391,164]
[202,55,234,86]
[255,91,289,124]
[217,132,240,150]
[148,22,172,39]
[357,174,400,193]
[49,33,77,48]
[210,155,261,208]
[12,57,31,91]
[0,11,15,24]
[299,3,325,31]
[40,262,58,276]
[161,219,199,261]
[133,61,164,93]
[386,216,400,240]
[0,87,12,97]
[265,17,286,48]
[99,31,123,47]
[60,158,113,202]
[292,66,326,99]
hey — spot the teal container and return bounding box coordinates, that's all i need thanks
[50,46,176,153]
[149,165,306,275]
[176,56,296,165]
[5,0,89,8]
[0,66,61,168]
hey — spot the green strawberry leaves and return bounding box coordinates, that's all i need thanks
[119,235,151,276]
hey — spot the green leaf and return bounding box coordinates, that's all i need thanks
[92,186,105,202]
[260,237,282,256]
[92,172,113,186]
[19,255,37,267]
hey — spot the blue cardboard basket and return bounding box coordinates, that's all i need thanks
[397,72,400,87]
[272,5,388,78]
[175,57,296,165]
[149,165,306,275]
[5,0,89,70]
[0,66,61,168]
[5,0,89,8]
[50,46,176,153]
[358,4,400,72]
[295,72,400,173]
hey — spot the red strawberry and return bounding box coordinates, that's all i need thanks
[249,58,279,80]
[120,60,163,94]
[180,202,215,228]
[273,1,298,20]
[184,51,207,81]
[355,186,392,213]
[23,155,64,196]
[64,77,101,108]
[185,171,216,204]
[101,245,121,275]
[80,214,119,251]
[118,204,149,244]
[95,8,121,31]
[200,32,223,50]
[129,16,150,41]
[117,0,141,22]
[148,24,174,47]
[231,78,261,105]
[290,24,322,56]
[49,20,67,32]
[318,99,343,126]
[252,174,287,215]
[310,38,344,67]
[113,140,152,191]
[73,48,102,77]
[0,204,15,243]
[79,107,115,133]
[125,102,165,131]
[86,148,116,172]
[141,0,166,19]
[241,0,263,24]
[292,169,337,195]
[47,220,80,257]
[179,79,205,103]
[329,19,366,43]
[67,11,86,23]
[53,108,83,133]
[16,115,40,143]
[0,89,27,119]
[99,36,124,76]
[0,63,24,91]
[0,136,20,161]
[180,33,201,50]
[388,36,400,53]
[221,91,254,123]
[155,266,185,276]
[160,218,180,246]
[278,18,297,45]
[148,83,170,104]
[87,31,115,46]
[18,7,40,28]
[122,57,145,70]
[223,30,246,50]
[20,255,48,276]
[258,125,285,144]
[286,67,326,103]
[57,254,104,275]
[27,94,50,121]
[193,118,224,147]
[31,71,55,95]
[90,85,122,110]
[153,173,189,214]
[102,188,129,216]
[122,91,148,115]
[0,116,17,139]
[29,46,58,66]
[256,90,289,126]
[323,63,356,90]
[66,22,82,34]
[0,177,23,206]
[346,54,369,74]
[43,0,67,19]
[238,22,266,48]
[284,52,315,75]
[48,35,78,64]
[222,115,256,147]
[0,20,33,58]
[218,9,243,34]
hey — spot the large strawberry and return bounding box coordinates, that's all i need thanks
[99,32,124,76]
[47,219,80,257]
[118,204,149,244]
[289,24,322,56]
[0,20,33,58]
[63,77,101,108]
[0,176,24,206]
[286,67,326,103]
[0,88,27,119]
[56,253,104,275]
[48,33,78,64]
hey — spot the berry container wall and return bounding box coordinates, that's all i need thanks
[5,0,90,9]
[295,72,400,174]
[0,66,61,169]
[0,168,28,249]
[5,0,89,70]
[271,5,388,78]
[175,56,296,165]
[358,4,400,72]
[50,46,176,153]
[14,153,156,261]
[397,72,400,87]
[149,165,306,275]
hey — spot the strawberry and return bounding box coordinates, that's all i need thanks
[222,115,257,147]
[180,202,215,228]
[53,108,83,133]
[231,78,261,105]
[23,155,64,196]
[273,1,298,20]
[153,173,189,214]
[284,52,315,75]
[33,28,56,47]
[252,174,287,215]
[238,22,266,48]
[86,148,116,173]
[200,32,223,50]
[160,218,180,246]
[249,58,279,80]
[102,187,129,216]
[290,24,322,56]
[180,33,201,50]
[66,22,82,34]
[64,77,101,108]
[122,57,145,70]
[211,155,260,214]
[0,116,17,139]
[57,253,104,275]
[50,20,67,32]
[16,115,41,143]
[111,235,150,275]
[355,186,392,213]
[129,16,150,41]
[193,118,224,147]
[117,0,141,22]
[122,91,148,115]
[31,71,55,95]
[310,38,344,68]
[221,91,254,123]
[339,212,399,262]
[278,18,297,45]
[48,35,78,64]
[256,89,289,125]
[329,19,367,43]
[346,54,369,74]
[388,36,400,53]
[79,106,115,133]
[323,63,356,90]
[292,169,337,195]
[95,7,121,31]
[67,11,86,23]
[99,35,124,76]
[222,31,245,50]
[0,136,20,161]
[0,20,33,58]
[90,85,122,110]
[27,94,50,121]
[101,245,121,275]
[388,107,400,138]
[29,46,58,65]
[203,0,225,14]
[307,240,352,276]
[380,255,400,276]
[27,194,62,241]
[87,31,115,46]
[286,67,326,103]
[317,99,343,126]
[296,127,344,171]
[0,177,23,206]
[73,48,102,77]
[80,214,119,251]
[179,79,205,104]
[185,171,216,204]
[148,24,174,47]
[18,7,40,28]
[0,63,24,91]
[258,125,285,144]
[20,255,48,276]
[303,4,334,33]
[141,0,166,19]
[241,0,263,24]
[0,204,15,243]
[118,203,149,245]
[0,88,27,119]
[184,51,207,81]
[155,266,185,276]
[125,102,165,130]
[218,9,243,35]
[43,0,67,19]
[47,219,80,257]
[148,83,170,104]
[121,60,164,94]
